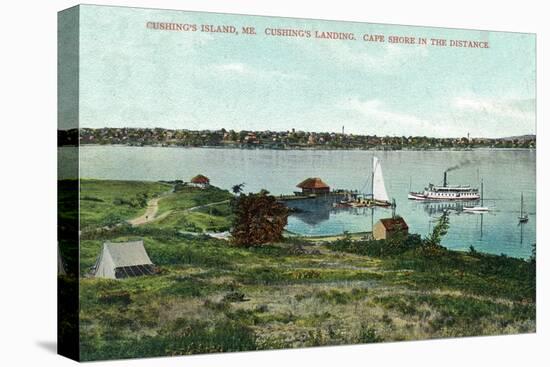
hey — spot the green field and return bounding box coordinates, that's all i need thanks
[149,185,233,232]
[78,180,536,361]
[80,179,171,230]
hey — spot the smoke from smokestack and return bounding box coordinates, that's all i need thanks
[445,159,472,173]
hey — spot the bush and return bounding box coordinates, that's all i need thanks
[329,234,422,257]
[222,291,248,303]
[357,323,383,343]
[98,291,132,306]
[231,191,289,247]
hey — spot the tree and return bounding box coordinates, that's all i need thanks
[231,183,245,195]
[231,191,289,246]
[424,211,450,250]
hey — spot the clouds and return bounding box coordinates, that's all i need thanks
[211,62,305,80]
[337,95,536,138]
[452,96,535,121]
[339,97,450,137]
[312,41,429,74]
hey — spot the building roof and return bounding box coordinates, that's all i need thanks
[378,217,409,231]
[296,177,330,189]
[191,174,210,184]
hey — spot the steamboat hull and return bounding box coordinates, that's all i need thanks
[408,192,480,201]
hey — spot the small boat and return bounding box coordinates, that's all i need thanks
[463,180,489,213]
[463,206,489,213]
[518,192,528,223]
[368,156,392,207]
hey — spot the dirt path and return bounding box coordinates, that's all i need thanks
[186,199,231,212]
[127,197,164,226]
[128,196,230,227]
[128,188,175,226]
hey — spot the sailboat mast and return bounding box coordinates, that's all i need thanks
[520,193,524,217]
[481,179,484,206]
[371,156,375,200]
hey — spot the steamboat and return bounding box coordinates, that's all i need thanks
[408,171,480,201]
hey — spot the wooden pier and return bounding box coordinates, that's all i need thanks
[277,190,360,202]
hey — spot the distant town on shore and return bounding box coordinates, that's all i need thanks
[59,127,536,150]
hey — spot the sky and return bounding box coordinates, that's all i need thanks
[74,5,536,138]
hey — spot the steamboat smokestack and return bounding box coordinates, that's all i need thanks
[443,171,447,187]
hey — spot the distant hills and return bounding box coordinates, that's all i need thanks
[499,134,536,141]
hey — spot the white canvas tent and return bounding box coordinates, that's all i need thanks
[92,240,156,279]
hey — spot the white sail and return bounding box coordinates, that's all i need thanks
[372,156,390,202]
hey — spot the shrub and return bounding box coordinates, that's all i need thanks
[222,291,248,303]
[231,191,289,247]
[98,291,132,306]
[357,323,383,343]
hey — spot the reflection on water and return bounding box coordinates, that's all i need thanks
[420,201,478,215]
[285,196,373,226]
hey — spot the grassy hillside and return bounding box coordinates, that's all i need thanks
[147,185,234,232]
[77,180,535,361]
[80,179,171,229]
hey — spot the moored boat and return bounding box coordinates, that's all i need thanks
[518,192,528,223]
[368,156,392,207]
[463,180,489,213]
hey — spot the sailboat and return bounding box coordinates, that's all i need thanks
[463,179,489,213]
[518,192,528,223]
[368,156,392,207]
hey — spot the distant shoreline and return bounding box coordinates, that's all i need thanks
[71,143,536,152]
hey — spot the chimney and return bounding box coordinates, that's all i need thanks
[443,171,447,187]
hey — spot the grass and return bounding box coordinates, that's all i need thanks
[77,180,536,361]
[79,179,171,229]
[156,185,233,215]
[148,186,234,232]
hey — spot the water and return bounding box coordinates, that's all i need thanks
[78,146,536,258]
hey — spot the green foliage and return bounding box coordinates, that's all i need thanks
[80,319,257,360]
[112,192,148,209]
[222,291,248,303]
[231,183,245,195]
[299,288,369,305]
[231,191,289,246]
[423,211,450,252]
[383,249,535,301]
[152,185,234,232]
[329,234,422,257]
[79,179,170,229]
[157,185,233,214]
[374,293,534,336]
[101,213,125,227]
[358,323,383,343]
[97,290,132,306]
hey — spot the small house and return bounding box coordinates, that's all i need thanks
[296,177,330,195]
[190,174,210,188]
[373,217,409,240]
[92,240,156,279]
